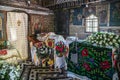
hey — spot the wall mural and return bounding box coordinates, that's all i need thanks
[83,6,96,17]
[70,6,97,25]
[70,7,83,25]
[30,15,44,35]
[97,4,108,26]
[110,1,120,26]
[67,41,115,80]
[30,14,54,35]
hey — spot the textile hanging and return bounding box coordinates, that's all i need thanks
[7,12,28,60]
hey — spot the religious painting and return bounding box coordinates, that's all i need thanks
[30,15,43,35]
[110,1,120,26]
[0,11,6,40]
[83,6,96,17]
[97,4,108,26]
[70,7,83,25]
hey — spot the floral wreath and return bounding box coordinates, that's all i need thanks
[86,32,120,48]
[45,38,54,48]
[55,41,68,56]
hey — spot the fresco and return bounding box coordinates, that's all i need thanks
[70,7,83,25]
[110,1,120,26]
[97,4,108,26]
[83,6,96,17]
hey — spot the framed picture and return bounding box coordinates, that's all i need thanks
[30,14,43,35]
[0,11,7,40]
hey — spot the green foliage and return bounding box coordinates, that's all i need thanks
[0,61,21,80]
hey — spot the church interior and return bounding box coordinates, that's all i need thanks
[0,0,120,80]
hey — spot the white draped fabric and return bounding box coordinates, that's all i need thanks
[7,12,28,60]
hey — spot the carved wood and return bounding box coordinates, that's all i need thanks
[0,0,49,12]
[0,10,7,40]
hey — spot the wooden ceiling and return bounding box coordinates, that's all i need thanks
[41,0,118,10]
[0,0,118,10]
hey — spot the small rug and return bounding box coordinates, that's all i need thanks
[20,60,80,80]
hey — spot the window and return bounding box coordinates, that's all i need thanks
[85,14,98,32]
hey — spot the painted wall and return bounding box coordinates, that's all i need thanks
[29,14,54,35]
[69,1,120,39]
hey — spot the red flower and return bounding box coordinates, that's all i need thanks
[81,48,88,57]
[83,63,91,71]
[37,42,43,48]
[48,41,52,47]
[55,41,66,55]
[0,49,7,55]
[100,61,110,70]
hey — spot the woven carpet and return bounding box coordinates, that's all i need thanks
[20,60,80,80]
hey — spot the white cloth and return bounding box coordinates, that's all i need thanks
[55,56,67,70]
[7,12,28,60]
[113,72,119,80]
[31,46,39,66]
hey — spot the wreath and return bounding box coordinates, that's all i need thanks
[55,41,68,56]
[45,38,54,48]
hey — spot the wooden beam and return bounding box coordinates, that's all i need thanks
[0,1,49,12]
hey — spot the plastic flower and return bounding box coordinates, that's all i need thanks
[55,41,67,56]
[83,63,91,71]
[81,48,89,57]
[100,61,110,70]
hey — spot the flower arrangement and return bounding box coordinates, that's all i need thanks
[0,62,21,80]
[55,41,68,56]
[86,32,120,48]
[45,38,54,48]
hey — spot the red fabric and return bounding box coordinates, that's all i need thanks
[0,49,7,55]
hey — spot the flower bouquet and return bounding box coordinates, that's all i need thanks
[0,62,21,80]
[55,41,68,57]
[86,32,120,48]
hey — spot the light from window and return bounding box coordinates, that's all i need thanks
[85,14,98,32]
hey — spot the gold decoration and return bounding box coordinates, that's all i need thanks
[0,16,2,30]
[17,20,21,26]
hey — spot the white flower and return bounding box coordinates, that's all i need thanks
[110,35,113,38]
[118,39,120,43]
[103,34,106,37]
[109,42,112,45]
[107,39,110,41]
[86,32,120,48]
[113,39,116,42]
[99,41,102,45]
[116,35,119,39]
[115,43,119,48]
[106,43,109,46]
